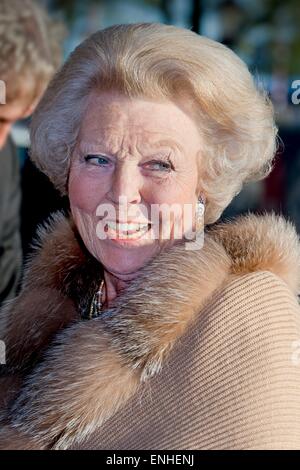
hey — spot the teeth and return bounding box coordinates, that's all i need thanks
[106,221,149,232]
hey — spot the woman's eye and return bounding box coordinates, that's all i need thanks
[144,160,173,172]
[84,155,110,166]
[83,155,173,172]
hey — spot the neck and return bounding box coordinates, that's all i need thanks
[101,268,139,308]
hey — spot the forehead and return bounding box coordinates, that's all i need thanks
[79,90,201,148]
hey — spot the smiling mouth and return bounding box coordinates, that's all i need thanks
[104,221,152,239]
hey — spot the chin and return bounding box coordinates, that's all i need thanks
[97,242,159,276]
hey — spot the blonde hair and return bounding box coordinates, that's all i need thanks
[30,22,277,224]
[0,0,65,103]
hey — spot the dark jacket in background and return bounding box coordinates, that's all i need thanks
[0,136,22,307]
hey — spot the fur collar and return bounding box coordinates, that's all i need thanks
[0,210,299,450]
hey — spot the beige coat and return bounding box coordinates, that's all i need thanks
[0,211,300,450]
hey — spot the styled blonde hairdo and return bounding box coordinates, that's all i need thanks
[30,22,277,225]
[0,0,65,102]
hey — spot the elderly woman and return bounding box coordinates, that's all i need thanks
[0,23,300,450]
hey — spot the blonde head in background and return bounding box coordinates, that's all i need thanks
[0,0,65,147]
[0,0,64,102]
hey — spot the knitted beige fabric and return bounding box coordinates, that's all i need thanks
[72,270,300,450]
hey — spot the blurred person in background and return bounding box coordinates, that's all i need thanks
[0,0,64,307]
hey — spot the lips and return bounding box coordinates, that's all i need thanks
[106,219,151,225]
[102,220,152,240]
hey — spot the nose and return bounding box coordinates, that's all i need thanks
[107,160,143,205]
[0,123,12,149]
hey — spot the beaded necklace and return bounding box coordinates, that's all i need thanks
[87,279,105,319]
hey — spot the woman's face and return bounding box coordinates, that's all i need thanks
[68,90,203,278]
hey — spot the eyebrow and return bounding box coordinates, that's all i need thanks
[151,139,184,152]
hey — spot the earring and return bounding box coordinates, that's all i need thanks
[196,194,205,217]
[195,194,205,231]
[184,194,206,246]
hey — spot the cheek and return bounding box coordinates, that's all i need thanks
[153,172,198,206]
[68,169,107,214]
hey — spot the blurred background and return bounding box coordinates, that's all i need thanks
[2,0,300,270]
